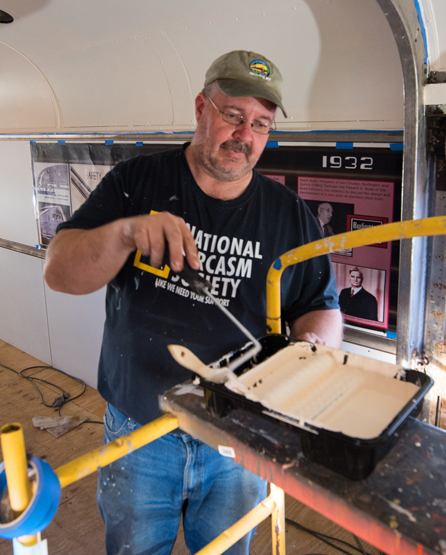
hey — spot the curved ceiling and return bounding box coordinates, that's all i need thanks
[0,0,406,134]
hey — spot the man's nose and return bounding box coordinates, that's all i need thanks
[233,121,254,141]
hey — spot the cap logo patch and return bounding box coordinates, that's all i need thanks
[249,59,271,80]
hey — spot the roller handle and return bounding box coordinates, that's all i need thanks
[178,262,211,296]
[163,251,211,296]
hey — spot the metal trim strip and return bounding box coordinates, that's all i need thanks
[0,239,44,259]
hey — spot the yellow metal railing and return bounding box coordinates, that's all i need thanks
[55,413,179,488]
[195,486,283,555]
[266,215,446,333]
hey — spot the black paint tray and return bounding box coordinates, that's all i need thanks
[201,335,433,480]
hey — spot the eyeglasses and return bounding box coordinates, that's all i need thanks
[205,94,275,135]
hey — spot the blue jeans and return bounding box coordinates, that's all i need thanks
[97,403,267,555]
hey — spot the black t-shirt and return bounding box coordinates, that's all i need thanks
[58,145,339,424]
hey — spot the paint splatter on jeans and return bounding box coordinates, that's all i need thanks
[97,403,267,555]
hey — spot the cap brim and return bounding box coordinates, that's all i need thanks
[216,78,287,118]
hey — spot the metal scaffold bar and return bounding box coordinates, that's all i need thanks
[0,423,37,547]
[55,413,179,488]
[194,487,281,555]
[270,483,285,555]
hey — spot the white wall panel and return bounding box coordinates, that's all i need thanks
[0,139,105,387]
[44,285,106,388]
[0,141,39,246]
[0,251,51,364]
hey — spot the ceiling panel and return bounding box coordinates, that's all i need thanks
[0,0,404,133]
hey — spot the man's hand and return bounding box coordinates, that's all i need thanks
[121,212,199,273]
[44,212,199,295]
[296,331,327,345]
[290,309,343,349]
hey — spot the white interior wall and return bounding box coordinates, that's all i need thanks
[0,141,39,245]
[0,251,51,364]
[0,140,105,387]
[45,286,105,388]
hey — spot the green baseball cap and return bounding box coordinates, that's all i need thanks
[204,50,287,118]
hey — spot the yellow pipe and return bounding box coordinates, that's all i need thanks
[0,423,37,547]
[266,215,446,334]
[0,424,32,514]
[270,483,286,555]
[194,491,277,555]
[55,413,178,488]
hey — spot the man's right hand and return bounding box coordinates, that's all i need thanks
[121,212,199,273]
[44,212,199,295]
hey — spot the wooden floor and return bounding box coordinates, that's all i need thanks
[0,339,381,555]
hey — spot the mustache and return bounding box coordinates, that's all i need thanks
[220,140,252,156]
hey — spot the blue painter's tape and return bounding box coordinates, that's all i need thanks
[57,140,65,145]
[413,0,429,64]
[266,141,279,148]
[273,258,282,270]
[30,141,36,145]
[0,456,61,539]
[336,142,353,150]
[136,142,143,146]
[390,143,403,151]
[105,140,114,145]
[386,331,397,339]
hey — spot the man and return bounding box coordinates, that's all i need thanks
[45,50,342,555]
[339,267,378,321]
[317,202,334,237]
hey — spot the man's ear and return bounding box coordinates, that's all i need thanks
[195,93,206,123]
